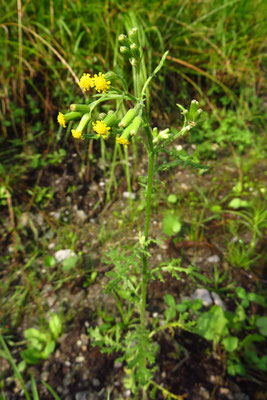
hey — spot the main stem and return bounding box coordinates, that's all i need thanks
[140,140,154,329]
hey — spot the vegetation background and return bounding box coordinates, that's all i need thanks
[0,0,266,399]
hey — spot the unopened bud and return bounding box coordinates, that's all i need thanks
[130,43,140,58]
[103,111,118,127]
[118,34,131,48]
[118,108,136,128]
[120,46,133,59]
[129,27,139,46]
[98,112,106,120]
[129,116,142,136]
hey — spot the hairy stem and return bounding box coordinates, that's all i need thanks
[140,128,154,329]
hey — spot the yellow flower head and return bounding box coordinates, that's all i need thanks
[71,129,82,139]
[57,112,66,128]
[94,72,111,93]
[116,137,130,148]
[79,73,95,91]
[92,120,111,139]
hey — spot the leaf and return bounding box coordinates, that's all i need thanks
[256,317,267,336]
[49,314,62,339]
[228,198,249,209]
[196,305,228,343]
[222,336,239,352]
[164,294,176,307]
[20,348,41,365]
[44,255,56,268]
[62,256,78,271]
[40,340,55,359]
[162,213,182,236]
[24,328,48,343]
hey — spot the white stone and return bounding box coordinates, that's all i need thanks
[75,210,87,223]
[191,288,213,307]
[207,254,220,263]
[54,249,76,262]
[211,292,226,310]
[122,191,136,200]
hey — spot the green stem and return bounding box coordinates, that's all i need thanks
[124,146,132,211]
[106,142,118,203]
[140,129,154,329]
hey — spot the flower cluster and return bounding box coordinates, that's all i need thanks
[78,72,111,93]
[57,69,142,147]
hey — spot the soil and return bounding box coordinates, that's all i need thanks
[0,139,266,400]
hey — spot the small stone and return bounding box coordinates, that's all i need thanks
[114,361,122,369]
[191,288,213,307]
[54,249,76,263]
[207,255,220,263]
[75,355,85,363]
[122,191,136,200]
[75,209,87,223]
[211,292,226,310]
[92,378,100,387]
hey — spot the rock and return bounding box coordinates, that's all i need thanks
[75,209,87,223]
[122,191,136,200]
[207,255,220,263]
[54,249,76,263]
[211,291,226,310]
[191,288,213,307]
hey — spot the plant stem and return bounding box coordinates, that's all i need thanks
[140,129,154,329]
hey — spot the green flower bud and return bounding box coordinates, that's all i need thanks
[130,58,138,66]
[70,104,91,113]
[152,127,158,138]
[118,34,131,48]
[130,43,140,59]
[120,46,133,59]
[129,27,139,46]
[98,112,106,120]
[118,108,136,128]
[188,99,200,121]
[103,111,119,127]
[129,116,142,136]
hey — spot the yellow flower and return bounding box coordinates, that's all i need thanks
[71,129,82,139]
[79,73,95,91]
[93,72,111,93]
[57,112,66,128]
[92,120,111,139]
[116,137,130,148]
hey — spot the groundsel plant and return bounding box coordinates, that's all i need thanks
[58,27,206,399]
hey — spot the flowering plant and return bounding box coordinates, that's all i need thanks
[58,26,206,398]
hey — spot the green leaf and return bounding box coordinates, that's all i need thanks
[228,198,249,209]
[49,315,62,339]
[20,348,41,365]
[162,213,182,236]
[222,336,239,352]
[62,256,78,271]
[24,328,48,343]
[196,305,228,344]
[40,340,55,359]
[44,255,56,268]
[256,317,267,336]
[167,194,177,204]
[164,294,176,307]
